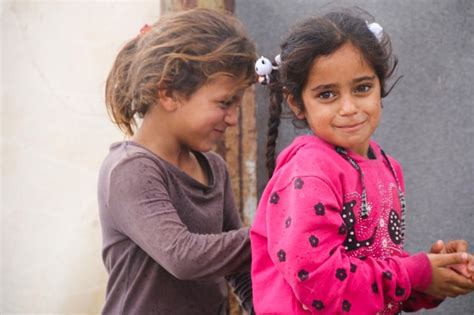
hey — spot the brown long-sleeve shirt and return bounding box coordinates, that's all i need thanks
[97,141,252,314]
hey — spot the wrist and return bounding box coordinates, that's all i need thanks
[401,252,432,291]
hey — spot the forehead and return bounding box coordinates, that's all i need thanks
[204,74,248,96]
[307,43,376,84]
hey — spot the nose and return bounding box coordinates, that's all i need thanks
[339,95,358,116]
[224,104,239,126]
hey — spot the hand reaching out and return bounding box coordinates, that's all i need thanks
[430,240,474,279]
[425,252,474,299]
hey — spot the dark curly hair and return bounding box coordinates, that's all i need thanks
[265,9,399,176]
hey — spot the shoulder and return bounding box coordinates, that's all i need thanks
[101,142,168,185]
[272,136,345,191]
[371,140,403,172]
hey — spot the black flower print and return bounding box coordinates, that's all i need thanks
[285,217,292,228]
[395,285,406,297]
[350,263,357,273]
[341,200,377,251]
[277,249,286,262]
[298,269,309,281]
[329,246,338,256]
[312,300,324,310]
[388,210,403,245]
[336,268,347,281]
[309,235,319,247]
[294,177,304,189]
[342,300,351,312]
[314,202,325,216]
[270,192,280,204]
[338,223,347,235]
[383,271,392,280]
[358,256,367,260]
[372,282,379,294]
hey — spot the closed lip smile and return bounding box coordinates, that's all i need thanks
[336,120,366,131]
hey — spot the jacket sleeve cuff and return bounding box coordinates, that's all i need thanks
[401,252,432,291]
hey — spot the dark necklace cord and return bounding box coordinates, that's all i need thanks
[335,146,406,243]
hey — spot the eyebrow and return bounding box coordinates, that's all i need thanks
[310,75,377,92]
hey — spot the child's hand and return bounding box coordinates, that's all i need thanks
[425,252,474,299]
[430,240,474,279]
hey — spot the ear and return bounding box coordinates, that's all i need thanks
[157,89,179,112]
[287,94,306,120]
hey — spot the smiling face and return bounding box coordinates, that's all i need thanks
[288,43,382,157]
[174,74,246,152]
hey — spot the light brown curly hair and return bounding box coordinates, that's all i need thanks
[105,8,257,136]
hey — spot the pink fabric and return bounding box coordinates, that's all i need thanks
[251,135,436,314]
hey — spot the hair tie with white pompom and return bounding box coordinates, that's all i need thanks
[366,21,383,42]
[255,55,281,85]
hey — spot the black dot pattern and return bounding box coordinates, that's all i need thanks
[312,300,324,310]
[314,202,325,216]
[294,177,304,189]
[395,285,405,297]
[309,235,319,247]
[338,223,347,235]
[388,210,403,244]
[342,300,351,312]
[270,192,280,204]
[336,268,347,281]
[285,217,292,228]
[383,271,392,280]
[341,200,377,251]
[277,249,286,262]
[298,269,309,281]
[350,263,357,273]
[372,282,379,294]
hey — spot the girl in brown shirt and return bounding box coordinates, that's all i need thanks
[98,8,256,314]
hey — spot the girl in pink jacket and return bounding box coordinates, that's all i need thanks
[251,9,474,314]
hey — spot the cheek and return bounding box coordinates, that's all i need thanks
[371,103,382,125]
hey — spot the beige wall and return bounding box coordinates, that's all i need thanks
[2,1,160,313]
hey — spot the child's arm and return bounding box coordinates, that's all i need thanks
[265,176,473,313]
[401,240,474,312]
[108,157,251,280]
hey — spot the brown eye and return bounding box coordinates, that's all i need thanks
[319,91,335,99]
[355,85,371,93]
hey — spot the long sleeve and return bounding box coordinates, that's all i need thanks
[398,250,444,312]
[265,175,432,314]
[106,156,250,280]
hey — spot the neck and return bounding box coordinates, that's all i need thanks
[132,112,192,168]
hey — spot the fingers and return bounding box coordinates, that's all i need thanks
[426,264,474,298]
[445,240,469,254]
[430,240,445,254]
[469,259,474,274]
[428,252,470,267]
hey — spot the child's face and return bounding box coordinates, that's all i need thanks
[173,74,246,152]
[289,43,382,157]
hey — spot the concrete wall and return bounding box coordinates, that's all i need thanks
[237,0,474,314]
[2,1,160,313]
